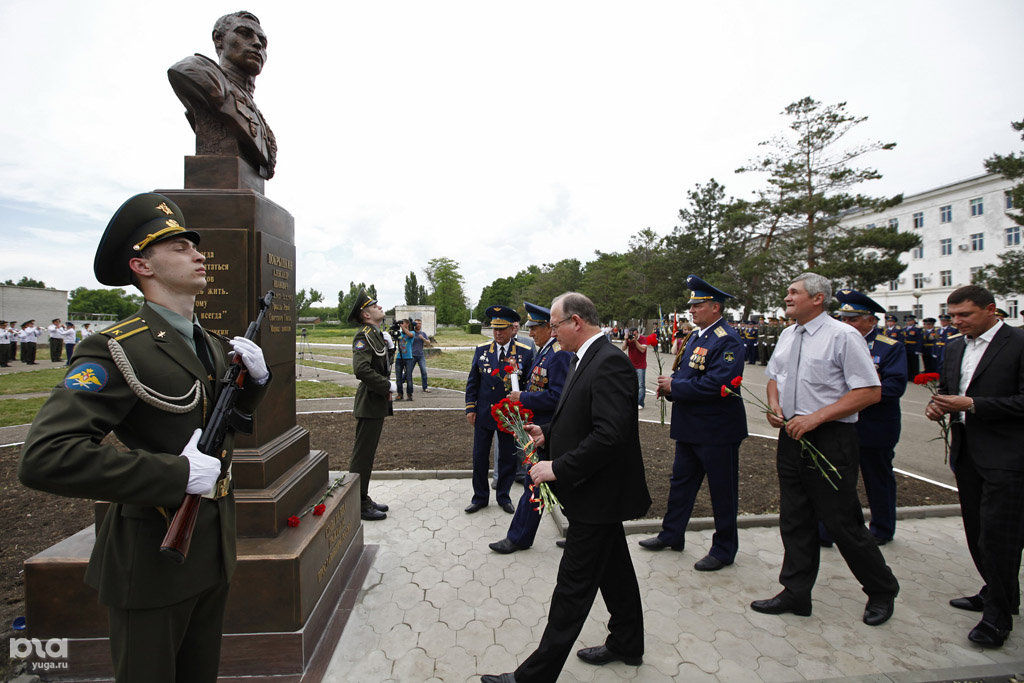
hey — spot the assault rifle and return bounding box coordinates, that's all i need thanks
[160,290,274,563]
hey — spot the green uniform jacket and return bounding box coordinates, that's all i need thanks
[352,325,393,419]
[19,304,266,610]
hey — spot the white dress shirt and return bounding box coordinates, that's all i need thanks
[573,331,605,369]
[959,319,1003,398]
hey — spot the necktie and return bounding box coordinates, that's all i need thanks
[499,346,506,365]
[193,324,215,378]
[781,326,804,420]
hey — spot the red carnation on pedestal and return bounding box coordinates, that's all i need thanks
[313,504,326,516]
[287,515,300,527]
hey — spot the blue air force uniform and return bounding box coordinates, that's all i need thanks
[882,315,904,345]
[465,306,534,510]
[648,276,747,565]
[903,318,922,378]
[934,316,961,370]
[503,302,572,549]
[921,319,938,373]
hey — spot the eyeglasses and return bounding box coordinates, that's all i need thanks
[549,316,573,332]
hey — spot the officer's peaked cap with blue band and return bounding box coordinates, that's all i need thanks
[686,275,734,305]
[523,302,550,327]
[94,193,201,286]
[485,305,520,329]
[835,289,885,317]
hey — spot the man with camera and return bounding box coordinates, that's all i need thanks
[622,328,649,409]
[394,318,415,401]
[412,319,432,393]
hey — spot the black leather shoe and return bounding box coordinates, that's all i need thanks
[465,502,487,514]
[555,539,566,548]
[489,538,525,554]
[500,502,515,514]
[750,591,812,617]
[819,539,834,548]
[480,674,516,683]
[863,596,895,626]
[694,554,732,571]
[638,536,683,552]
[874,536,892,546]
[367,498,389,512]
[968,620,1009,648]
[360,502,386,521]
[950,593,985,612]
[576,645,642,666]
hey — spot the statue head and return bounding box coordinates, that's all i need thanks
[212,11,266,77]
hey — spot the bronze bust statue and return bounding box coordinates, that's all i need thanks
[168,11,277,179]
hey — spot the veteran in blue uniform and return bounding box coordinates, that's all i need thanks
[903,315,923,378]
[883,314,904,344]
[465,305,534,514]
[921,318,938,373]
[488,302,572,553]
[833,289,907,544]
[935,313,960,370]
[639,276,747,571]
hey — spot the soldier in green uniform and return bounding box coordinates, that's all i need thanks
[19,193,270,683]
[347,289,395,521]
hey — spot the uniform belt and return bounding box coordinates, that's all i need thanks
[202,466,232,500]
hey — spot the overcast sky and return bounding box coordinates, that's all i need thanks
[1,0,1022,311]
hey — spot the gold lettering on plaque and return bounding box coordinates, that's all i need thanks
[316,502,353,584]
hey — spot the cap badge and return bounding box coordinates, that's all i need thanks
[156,202,174,215]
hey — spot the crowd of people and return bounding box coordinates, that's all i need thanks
[0,318,94,367]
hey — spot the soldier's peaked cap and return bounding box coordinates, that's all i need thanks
[835,289,885,317]
[347,289,377,324]
[523,302,550,327]
[686,275,734,305]
[94,193,201,286]
[485,305,519,329]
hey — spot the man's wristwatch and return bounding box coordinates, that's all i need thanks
[967,398,976,414]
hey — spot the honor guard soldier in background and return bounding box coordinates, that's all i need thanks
[465,305,534,514]
[935,313,960,368]
[829,290,907,545]
[488,302,571,553]
[0,321,10,367]
[903,315,922,377]
[883,314,904,344]
[641,276,747,571]
[921,317,938,372]
[20,320,40,364]
[347,289,394,521]
[7,320,16,361]
[19,193,270,682]
[47,318,65,362]
[995,307,1009,321]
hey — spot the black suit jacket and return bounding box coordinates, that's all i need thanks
[940,323,1024,471]
[543,335,651,524]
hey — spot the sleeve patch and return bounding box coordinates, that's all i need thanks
[65,363,108,392]
[354,340,366,350]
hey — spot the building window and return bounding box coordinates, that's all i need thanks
[940,238,952,256]
[940,205,952,223]
[913,273,924,288]
[970,266,983,281]
[970,197,984,216]
[912,246,924,259]
[889,217,899,229]
[865,222,876,229]
[888,305,899,313]
[913,304,923,318]
[1009,300,1019,319]
[1008,192,1016,210]
[971,233,985,251]
[1007,226,1021,246]
[888,279,898,291]
[913,212,924,228]
[940,270,952,287]
[940,302,948,315]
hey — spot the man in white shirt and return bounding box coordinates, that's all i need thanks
[0,321,10,367]
[48,318,65,363]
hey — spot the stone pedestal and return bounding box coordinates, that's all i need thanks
[20,155,372,681]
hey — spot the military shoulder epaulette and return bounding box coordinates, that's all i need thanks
[948,332,963,340]
[101,317,149,342]
[876,335,896,345]
[477,341,492,348]
[714,327,727,337]
[515,341,531,349]
[551,342,561,352]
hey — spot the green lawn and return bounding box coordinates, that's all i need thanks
[296,328,488,347]
[424,350,475,372]
[298,359,354,374]
[0,367,65,396]
[296,381,356,399]
[0,397,46,427]
[425,377,467,391]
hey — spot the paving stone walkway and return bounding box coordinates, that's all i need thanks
[324,477,1024,682]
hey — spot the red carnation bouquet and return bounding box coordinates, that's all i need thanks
[491,398,562,515]
[914,372,950,463]
[721,376,841,489]
[286,476,346,528]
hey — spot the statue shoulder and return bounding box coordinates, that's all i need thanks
[167,53,228,106]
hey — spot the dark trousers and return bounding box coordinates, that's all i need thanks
[21,341,36,363]
[777,423,899,601]
[108,581,230,683]
[860,445,897,541]
[922,350,937,373]
[0,341,8,365]
[515,521,644,682]
[906,351,920,378]
[413,354,428,389]
[471,423,515,506]
[507,472,543,548]
[65,343,75,365]
[658,440,740,562]
[395,357,414,396]
[953,431,1024,631]
[49,336,62,362]
[349,417,384,501]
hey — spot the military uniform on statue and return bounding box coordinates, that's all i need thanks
[488,302,571,554]
[640,276,747,572]
[19,194,270,681]
[347,289,395,521]
[465,306,533,514]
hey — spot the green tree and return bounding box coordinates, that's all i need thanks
[474,267,539,319]
[424,258,469,325]
[337,281,377,322]
[68,287,144,318]
[580,251,632,322]
[736,97,918,291]
[296,288,323,315]
[3,276,47,288]
[975,118,1024,296]
[522,259,584,308]
[404,272,422,305]
[984,118,1024,228]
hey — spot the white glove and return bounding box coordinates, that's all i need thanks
[390,380,398,393]
[181,428,221,495]
[382,330,395,350]
[230,337,270,384]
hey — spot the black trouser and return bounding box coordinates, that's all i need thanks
[953,428,1024,632]
[349,417,384,501]
[0,341,8,365]
[515,520,644,682]
[49,336,62,362]
[777,422,899,602]
[21,341,36,363]
[108,581,230,683]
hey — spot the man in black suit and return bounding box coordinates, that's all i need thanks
[481,292,651,683]
[927,284,1024,648]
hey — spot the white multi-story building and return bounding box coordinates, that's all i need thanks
[839,173,1021,321]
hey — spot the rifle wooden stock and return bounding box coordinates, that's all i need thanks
[160,291,273,564]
